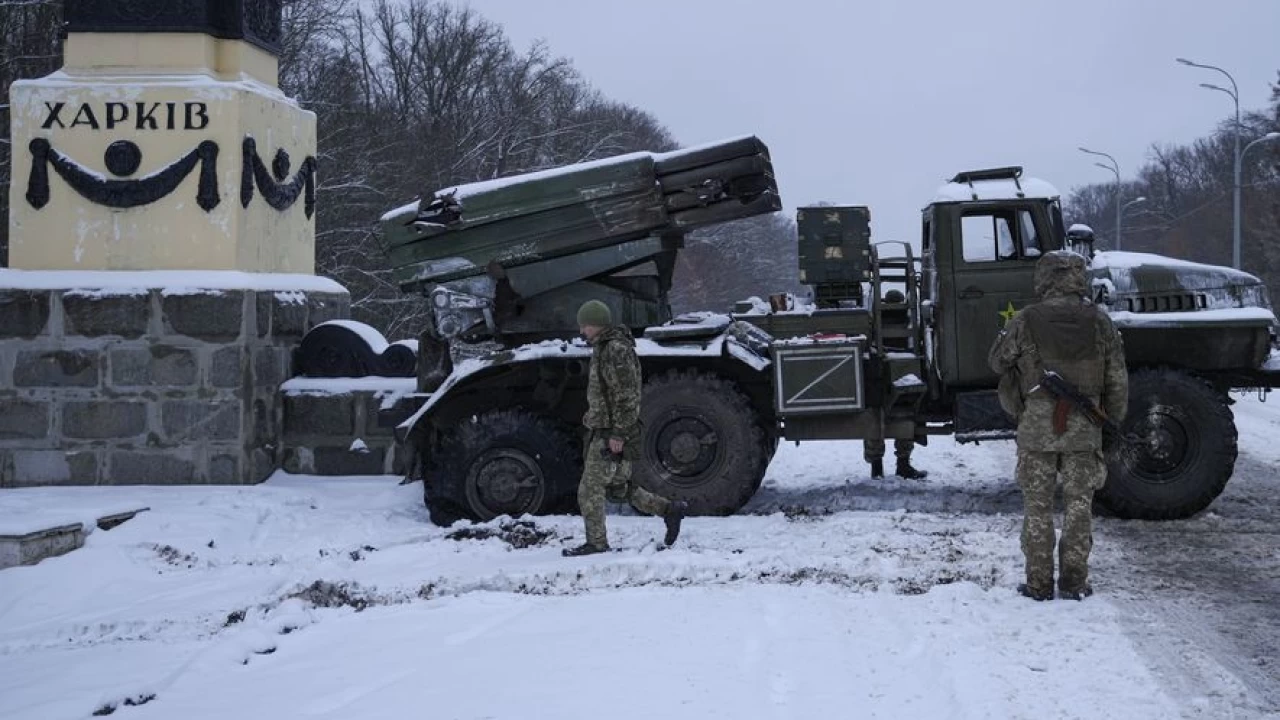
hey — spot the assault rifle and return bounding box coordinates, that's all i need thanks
[1035,370,1141,447]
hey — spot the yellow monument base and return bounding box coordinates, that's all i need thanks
[7,34,317,273]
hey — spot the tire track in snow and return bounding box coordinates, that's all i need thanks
[1101,454,1280,717]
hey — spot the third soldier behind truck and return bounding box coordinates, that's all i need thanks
[865,289,928,479]
[562,300,688,557]
[987,250,1128,601]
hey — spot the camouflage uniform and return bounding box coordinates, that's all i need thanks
[863,438,916,463]
[576,324,674,549]
[987,251,1127,599]
[865,289,927,479]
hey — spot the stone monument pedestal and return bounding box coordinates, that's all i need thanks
[0,1,354,488]
[0,270,348,486]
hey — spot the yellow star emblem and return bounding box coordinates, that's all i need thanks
[999,301,1018,326]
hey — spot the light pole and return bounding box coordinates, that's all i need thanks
[1079,146,1123,250]
[1238,132,1280,262]
[1177,57,1242,268]
[1120,197,1146,246]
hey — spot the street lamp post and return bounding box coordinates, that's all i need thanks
[1238,132,1280,260]
[1120,197,1147,247]
[1177,57,1242,268]
[1079,147,1123,250]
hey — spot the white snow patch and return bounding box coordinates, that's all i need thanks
[1109,307,1277,328]
[160,287,226,297]
[349,439,368,454]
[652,134,759,162]
[429,134,760,203]
[273,291,307,306]
[933,176,1060,203]
[669,311,732,327]
[776,334,867,346]
[379,199,420,223]
[5,457,1262,719]
[435,153,651,201]
[1264,349,1280,371]
[0,497,148,538]
[0,269,346,294]
[1092,251,1257,279]
[635,336,724,357]
[61,287,149,299]
[736,295,773,315]
[894,374,924,388]
[279,377,418,396]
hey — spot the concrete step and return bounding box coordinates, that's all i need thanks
[0,506,148,570]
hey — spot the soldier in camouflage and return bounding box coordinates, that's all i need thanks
[865,290,927,480]
[987,251,1128,601]
[562,300,687,557]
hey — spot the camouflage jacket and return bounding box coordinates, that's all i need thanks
[988,253,1128,452]
[583,325,643,453]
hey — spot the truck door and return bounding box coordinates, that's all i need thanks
[948,203,1045,386]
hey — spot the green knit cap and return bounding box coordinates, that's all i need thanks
[576,300,612,327]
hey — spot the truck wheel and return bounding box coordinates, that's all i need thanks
[1097,368,1237,520]
[423,409,583,524]
[633,370,766,515]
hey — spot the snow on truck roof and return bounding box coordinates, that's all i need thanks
[932,167,1060,204]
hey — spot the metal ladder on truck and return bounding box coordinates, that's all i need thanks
[869,241,929,421]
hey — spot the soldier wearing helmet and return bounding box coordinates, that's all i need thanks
[987,250,1128,601]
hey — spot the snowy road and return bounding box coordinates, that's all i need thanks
[1,396,1277,719]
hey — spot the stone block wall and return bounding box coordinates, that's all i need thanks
[0,284,349,487]
[278,379,426,476]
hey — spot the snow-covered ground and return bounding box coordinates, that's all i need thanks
[2,396,1279,720]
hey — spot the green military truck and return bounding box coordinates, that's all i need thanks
[379,138,1280,526]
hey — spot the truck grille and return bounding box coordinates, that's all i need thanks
[1119,293,1207,313]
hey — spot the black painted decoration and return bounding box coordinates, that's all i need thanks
[296,321,417,378]
[25,138,220,211]
[240,136,315,219]
[63,0,283,57]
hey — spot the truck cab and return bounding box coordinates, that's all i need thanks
[922,167,1065,390]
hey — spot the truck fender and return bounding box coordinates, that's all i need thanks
[395,326,772,444]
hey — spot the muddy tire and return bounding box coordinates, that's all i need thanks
[423,408,583,525]
[632,370,766,516]
[1097,368,1237,520]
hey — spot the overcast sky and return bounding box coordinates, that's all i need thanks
[450,0,1280,248]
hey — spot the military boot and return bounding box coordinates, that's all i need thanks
[1017,583,1053,602]
[1059,583,1093,601]
[896,459,928,480]
[870,459,885,478]
[663,500,688,546]
[561,542,609,557]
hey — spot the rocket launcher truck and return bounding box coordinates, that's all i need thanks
[378,137,1280,527]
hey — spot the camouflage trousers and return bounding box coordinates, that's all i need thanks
[578,436,670,548]
[1016,449,1106,592]
[864,438,915,461]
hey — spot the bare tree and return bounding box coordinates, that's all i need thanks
[0,0,62,266]
[1064,87,1280,305]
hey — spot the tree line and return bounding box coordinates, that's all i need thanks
[1064,76,1280,305]
[0,0,800,338]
